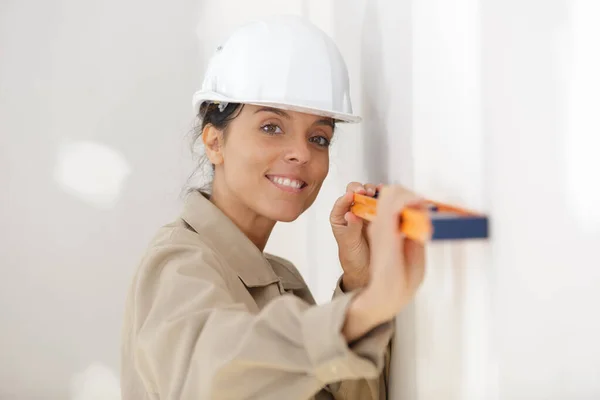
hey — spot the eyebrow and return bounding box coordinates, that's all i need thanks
[254,107,291,119]
[255,107,335,129]
[314,119,335,129]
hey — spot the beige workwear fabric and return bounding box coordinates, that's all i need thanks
[121,191,393,399]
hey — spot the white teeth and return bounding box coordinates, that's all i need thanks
[270,176,303,189]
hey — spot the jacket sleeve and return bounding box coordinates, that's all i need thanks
[328,276,394,400]
[131,244,393,400]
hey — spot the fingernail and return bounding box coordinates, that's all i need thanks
[367,188,375,195]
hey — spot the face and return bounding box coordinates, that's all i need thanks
[205,104,334,222]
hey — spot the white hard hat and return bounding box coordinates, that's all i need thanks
[192,15,361,123]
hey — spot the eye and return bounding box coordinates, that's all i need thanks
[261,123,283,135]
[309,135,331,148]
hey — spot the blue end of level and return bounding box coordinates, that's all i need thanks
[430,215,489,240]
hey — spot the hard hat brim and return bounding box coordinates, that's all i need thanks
[192,91,362,124]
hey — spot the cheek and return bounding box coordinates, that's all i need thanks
[311,151,330,183]
[223,137,274,181]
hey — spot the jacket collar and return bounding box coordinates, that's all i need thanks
[181,191,281,288]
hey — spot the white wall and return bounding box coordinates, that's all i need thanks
[409,1,494,398]
[0,0,204,397]
[329,0,600,399]
[484,0,600,397]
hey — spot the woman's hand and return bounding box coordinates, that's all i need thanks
[330,182,381,292]
[364,185,426,319]
[342,185,427,342]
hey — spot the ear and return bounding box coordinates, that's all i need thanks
[202,125,225,165]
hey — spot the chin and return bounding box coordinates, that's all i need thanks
[263,207,304,223]
[276,214,301,223]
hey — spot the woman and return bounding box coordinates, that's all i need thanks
[121,15,425,400]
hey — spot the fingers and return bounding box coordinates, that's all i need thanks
[331,186,364,245]
[405,239,426,292]
[345,181,366,195]
[331,182,380,226]
[344,210,365,237]
[376,186,424,231]
[330,191,355,226]
[405,240,425,270]
[369,186,426,256]
[363,183,378,197]
[345,181,380,197]
[404,239,425,265]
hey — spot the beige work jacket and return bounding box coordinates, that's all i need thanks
[121,191,393,399]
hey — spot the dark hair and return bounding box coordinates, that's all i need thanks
[186,102,243,195]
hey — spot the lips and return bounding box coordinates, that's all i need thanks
[265,175,307,190]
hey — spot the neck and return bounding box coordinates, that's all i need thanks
[208,180,275,251]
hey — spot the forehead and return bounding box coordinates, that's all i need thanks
[243,104,335,127]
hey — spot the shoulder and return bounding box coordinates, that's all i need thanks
[123,220,238,337]
[134,219,233,285]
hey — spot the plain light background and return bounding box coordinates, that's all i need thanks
[1,0,599,399]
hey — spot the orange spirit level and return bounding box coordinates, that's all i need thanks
[351,193,489,242]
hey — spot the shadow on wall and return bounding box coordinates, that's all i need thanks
[360,1,391,185]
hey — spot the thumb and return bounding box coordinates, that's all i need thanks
[330,191,354,226]
[342,210,365,238]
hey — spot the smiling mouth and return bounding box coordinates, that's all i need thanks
[265,175,308,191]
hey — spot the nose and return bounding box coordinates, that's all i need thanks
[284,137,311,165]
